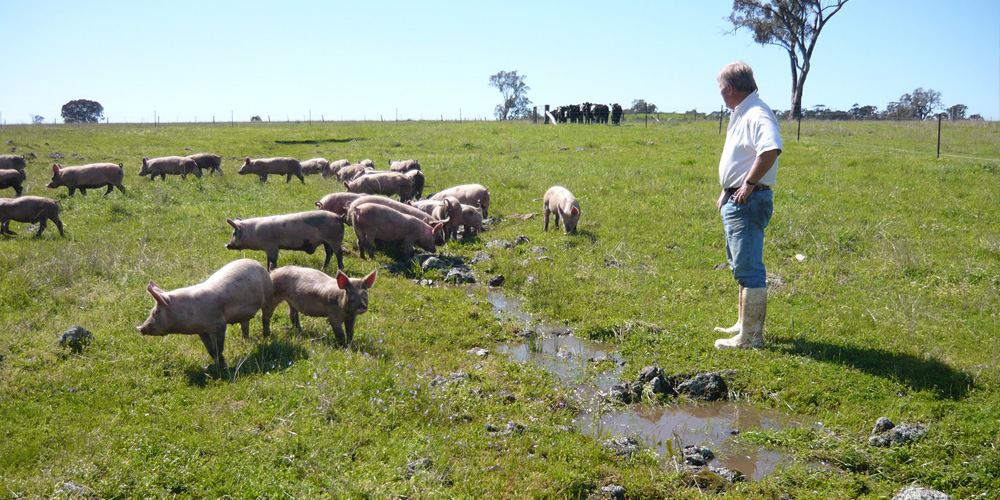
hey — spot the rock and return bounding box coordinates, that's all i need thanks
[555,347,572,359]
[609,383,633,404]
[445,267,476,284]
[588,484,626,500]
[638,366,661,383]
[649,376,674,396]
[604,258,624,269]
[471,252,492,264]
[892,486,951,500]
[421,256,448,270]
[403,458,433,477]
[486,239,513,249]
[708,466,745,484]
[676,372,728,401]
[49,152,65,159]
[873,416,895,434]
[602,436,641,457]
[870,423,927,447]
[683,445,715,466]
[431,371,470,387]
[530,246,547,254]
[513,235,530,245]
[468,347,488,357]
[58,325,92,353]
[487,274,505,287]
[61,481,96,498]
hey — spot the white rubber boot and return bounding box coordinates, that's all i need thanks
[713,285,744,334]
[714,287,766,350]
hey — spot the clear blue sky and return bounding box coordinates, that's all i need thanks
[2,1,998,124]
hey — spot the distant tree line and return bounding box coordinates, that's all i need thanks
[786,88,981,121]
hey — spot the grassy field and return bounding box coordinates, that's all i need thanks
[1,119,998,499]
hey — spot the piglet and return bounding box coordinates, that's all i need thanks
[299,158,330,176]
[344,172,414,201]
[350,203,446,261]
[139,156,201,180]
[0,169,25,197]
[47,163,126,196]
[316,192,366,215]
[186,153,223,175]
[0,196,64,237]
[226,211,345,270]
[270,266,377,346]
[238,157,305,183]
[543,186,581,234]
[137,258,275,370]
[459,203,483,238]
[326,159,351,178]
[430,184,490,218]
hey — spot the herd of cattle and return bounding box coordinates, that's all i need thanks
[548,102,624,125]
[0,151,582,369]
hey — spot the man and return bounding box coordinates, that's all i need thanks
[713,61,782,350]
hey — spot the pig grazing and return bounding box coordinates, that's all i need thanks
[351,203,446,261]
[430,184,490,218]
[459,204,483,238]
[0,154,27,172]
[186,153,223,175]
[347,195,441,227]
[238,157,305,183]
[326,159,351,178]
[404,169,425,199]
[300,158,330,176]
[335,163,373,182]
[47,163,126,196]
[316,192,366,215]
[0,196,64,237]
[388,158,420,172]
[226,211,345,270]
[137,258,275,370]
[357,159,375,168]
[543,186,581,234]
[410,197,461,241]
[140,156,202,180]
[269,266,377,346]
[0,169,25,196]
[344,172,414,201]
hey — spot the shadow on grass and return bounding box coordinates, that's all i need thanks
[184,339,309,387]
[274,138,357,145]
[772,337,974,400]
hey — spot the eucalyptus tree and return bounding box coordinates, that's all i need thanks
[729,0,849,119]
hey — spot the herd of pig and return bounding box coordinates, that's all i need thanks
[0,152,582,369]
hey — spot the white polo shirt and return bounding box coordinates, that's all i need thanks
[719,91,783,189]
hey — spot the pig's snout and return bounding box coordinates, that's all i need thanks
[356,306,368,315]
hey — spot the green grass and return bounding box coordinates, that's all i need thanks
[1,119,999,498]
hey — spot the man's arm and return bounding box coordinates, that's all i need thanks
[731,148,780,205]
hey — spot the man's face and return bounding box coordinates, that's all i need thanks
[719,81,736,109]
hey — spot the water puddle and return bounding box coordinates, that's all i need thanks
[482,288,815,481]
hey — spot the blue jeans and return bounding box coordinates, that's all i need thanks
[721,189,773,288]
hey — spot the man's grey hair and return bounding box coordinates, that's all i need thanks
[717,61,758,94]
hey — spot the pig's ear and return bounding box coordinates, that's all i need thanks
[362,269,377,289]
[315,202,322,209]
[146,281,170,306]
[571,206,580,216]
[142,157,148,165]
[336,270,350,289]
[52,164,60,174]
[244,157,251,164]
[432,221,446,233]
[343,182,350,190]
[226,218,240,229]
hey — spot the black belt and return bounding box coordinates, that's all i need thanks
[725,185,770,195]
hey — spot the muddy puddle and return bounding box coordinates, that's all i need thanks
[481,289,818,481]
